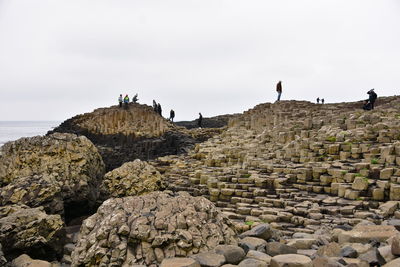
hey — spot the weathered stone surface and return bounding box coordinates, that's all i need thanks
[192,252,226,267]
[0,205,65,261]
[160,257,201,267]
[265,242,297,256]
[0,133,105,216]
[246,250,272,264]
[316,242,341,257]
[391,233,400,256]
[215,245,245,264]
[71,191,237,266]
[379,201,399,217]
[286,238,316,249]
[383,258,400,267]
[0,244,6,266]
[270,254,312,267]
[239,237,267,253]
[100,159,163,199]
[11,254,52,267]
[238,258,268,267]
[338,225,399,244]
[239,223,273,240]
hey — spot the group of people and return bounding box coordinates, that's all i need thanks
[276,81,379,111]
[118,93,139,109]
[152,100,176,123]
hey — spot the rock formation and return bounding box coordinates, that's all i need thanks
[0,204,65,261]
[0,133,105,219]
[49,103,215,171]
[99,159,164,200]
[71,191,237,266]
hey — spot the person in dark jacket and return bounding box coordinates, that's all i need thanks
[198,113,203,128]
[367,89,377,109]
[169,109,175,122]
[276,81,282,102]
[316,97,320,104]
[157,103,162,116]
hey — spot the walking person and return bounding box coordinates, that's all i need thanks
[276,81,282,102]
[198,113,203,128]
[321,98,325,104]
[118,94,123,108]
[316,97,320,104]
[169,109,175,122]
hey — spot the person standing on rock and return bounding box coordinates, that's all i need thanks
[118,94,123,108]
[321,98,325,104]
[198,113,203,128]
[317,97,320,104]
[367,89,377,109]
[123,94,129,109]
[153,100,157,112]
[169,109,175,122]
[276,81,282,102]
[157,103,162,116]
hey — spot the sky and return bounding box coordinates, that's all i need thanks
[0,0,399,121]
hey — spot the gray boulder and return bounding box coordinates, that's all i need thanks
[215,245,245,264]
[71,191,237,266]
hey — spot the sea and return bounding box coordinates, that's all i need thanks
[0,121,61,147]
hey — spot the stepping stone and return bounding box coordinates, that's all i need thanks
[270,254,312,267]
[160,257,200,267]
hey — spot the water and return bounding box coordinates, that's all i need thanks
[0,121,60,147]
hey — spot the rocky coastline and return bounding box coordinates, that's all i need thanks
[1,97,400,266]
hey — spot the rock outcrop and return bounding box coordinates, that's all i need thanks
[99,159,164,200]
[49,103,209,171]
[71,191,237,267]
[0,204,65,261]
[0,133,105,218]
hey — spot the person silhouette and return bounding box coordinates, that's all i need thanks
[198,113,203,128]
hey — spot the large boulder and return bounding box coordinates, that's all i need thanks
[71,191,237,266]
[0,133,105,216]
[100,159,163,200]
[0,204,65,261]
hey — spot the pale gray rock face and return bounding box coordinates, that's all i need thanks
[0,204,65,261]
[99,159,164,200]
[71,191,237,267]
[0,133,105,215]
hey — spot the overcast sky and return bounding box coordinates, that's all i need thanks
[0,0,399,121]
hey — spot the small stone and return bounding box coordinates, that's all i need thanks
[239,223,273,240]
[239,237,267,253]
[215,245,245,265]
[265,242,297,257]
[270,254,312,267]
[340,246,358,258]
[192,252,226,267]
[160,257,200,267]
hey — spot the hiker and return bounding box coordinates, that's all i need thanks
[367,89,377,109]
[118,94,123,108]
[123,94,129,109]
[276,81,282,102]
[169,109,175,122]
[153,100,157,112]
[321,98,325,104]
[132,93,138,103]
[198,113,203,128]
[157,103,162,116]
[317,97,320,104]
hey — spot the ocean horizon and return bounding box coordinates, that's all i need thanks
[0,121,61,146]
